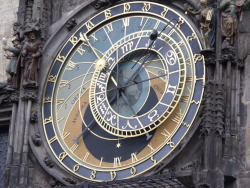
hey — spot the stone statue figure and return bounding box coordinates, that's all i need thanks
[184,0,216,49]
[219,0,239,45]
[2,37,22,90]
[21,32,42,88]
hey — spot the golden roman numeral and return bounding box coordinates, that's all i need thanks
[161,129,171,139]
[77,45,86,55]
[180,95,189,103]
[62,132,70,139]
[113,157,122,167]
[70,143,79,152]
[83,152,90,162]
[123,18,130,27]
[49,136,57,144]
[66,61,76,70]
[106,23,113,33]
[147,144,155,153]
[57,99,64,105]
[131,153,138,163]
[172,113,182,123]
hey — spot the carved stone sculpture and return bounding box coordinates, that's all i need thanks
[21,32,42,88]
[66,18,77,31]
[2,37,22,90]
[184,0,216,49]
[219,0,239,45]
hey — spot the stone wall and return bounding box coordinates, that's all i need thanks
[0,0,19,82]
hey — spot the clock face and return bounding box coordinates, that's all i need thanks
[42,1,205,182]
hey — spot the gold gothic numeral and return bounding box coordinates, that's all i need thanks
[43,97,51,103]
[59,152,67,161]
[86,20,95,31]
[44,117,52,124]
[183,122,191,128]
[142,3,151,12]
[90,170,96,179]
[105,9,112,19]
[194,54,203,63]
[69,36,78,45]
[161,7,169,17]
[191,100,200,105]
[110,171,116,181]
[130,167,137,175]
[47,75,57,82]
[124,3,131,12]
[187,33,197,41]
[176,17,185,28]
[151,156,157,165]
[62,131,70,139]
[73,164,80,172]
[56,55,66,63]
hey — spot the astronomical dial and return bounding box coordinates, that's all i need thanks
[42,1,205,182]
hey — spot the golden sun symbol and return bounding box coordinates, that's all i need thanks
[95,58,107,71]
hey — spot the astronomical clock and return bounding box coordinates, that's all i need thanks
[40,1,205,183]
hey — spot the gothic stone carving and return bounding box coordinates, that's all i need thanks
[66,19,77,31]
[21,32,42,89]
[31,134,42,146]
[43,156,54,168]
